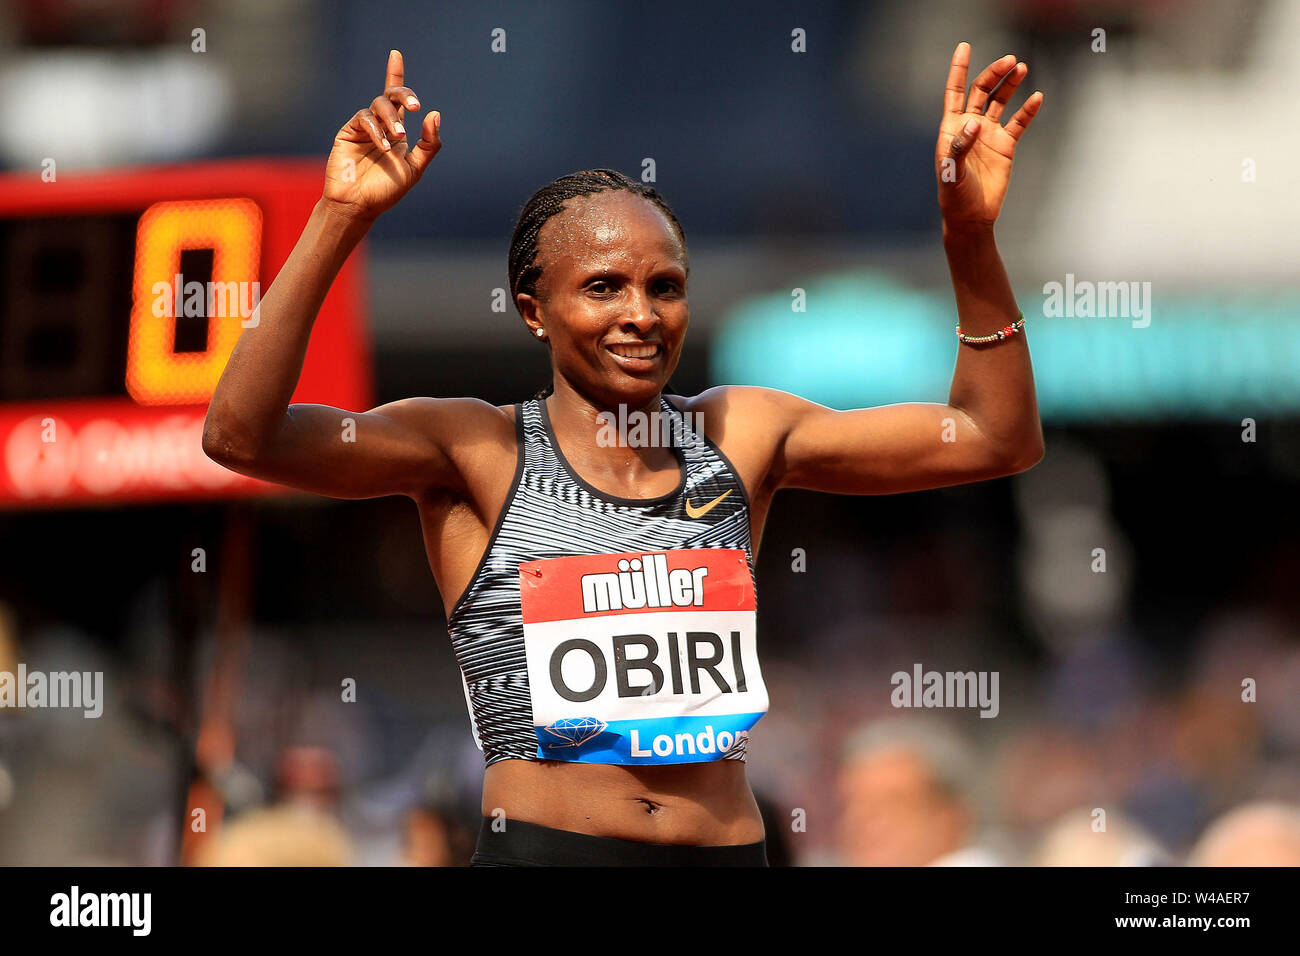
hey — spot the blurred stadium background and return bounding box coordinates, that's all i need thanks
[1,0,1299,866]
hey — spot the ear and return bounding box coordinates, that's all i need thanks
[516,292,544,338]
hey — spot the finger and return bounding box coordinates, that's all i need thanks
[943,41,971,116]
[965,54,1017,115]
[349,108,390,151]
[984,62,1027,123]
[337,109,389,151]
[385,86,421,115]
[385,49,404,91]
[371,94,406,140]
[944,116,981,167]
[1003,91,1043,142]
[405,110,442,176]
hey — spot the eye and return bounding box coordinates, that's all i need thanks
[587,279,615,295]
[655,279,683,296]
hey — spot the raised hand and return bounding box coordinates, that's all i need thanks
[936,43,1042,232]
[322,49,442,220]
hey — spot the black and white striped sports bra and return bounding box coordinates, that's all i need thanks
[446,396,768,766]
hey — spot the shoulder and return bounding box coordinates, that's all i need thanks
[378,398,522,503]
[667,385,815,433]
[372,396,519,448]
[666,386,815,499]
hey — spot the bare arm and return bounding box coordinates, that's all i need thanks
[718,45,1045,497]
[770,228,1042,495]
[203,50,464,500]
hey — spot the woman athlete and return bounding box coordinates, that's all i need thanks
[203,44,1044,866]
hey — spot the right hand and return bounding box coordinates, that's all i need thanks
[322,49,442,221]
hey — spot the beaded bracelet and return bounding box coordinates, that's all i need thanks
[956,311,1025,345]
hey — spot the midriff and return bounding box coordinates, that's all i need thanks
[481,757,765,845]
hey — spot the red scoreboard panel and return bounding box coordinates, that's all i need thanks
[0,160,373,508]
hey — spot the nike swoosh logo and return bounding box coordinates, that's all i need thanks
[685,490,732,519]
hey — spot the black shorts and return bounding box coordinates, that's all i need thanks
[470,817,768,867]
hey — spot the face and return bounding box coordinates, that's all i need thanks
[836,748,970,866]
[517,190,689,408]
[403,808,454,867]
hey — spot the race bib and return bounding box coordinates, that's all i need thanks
[518,548,767,765]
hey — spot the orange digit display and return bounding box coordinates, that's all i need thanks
[126,198,263,405]
[0,159,372,507]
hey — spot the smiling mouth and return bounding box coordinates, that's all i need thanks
[605,343,661,360]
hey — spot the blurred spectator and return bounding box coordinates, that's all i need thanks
[996,725,1102,842]
[835,718,1000,866]
[753,790,794,867]
[1187,802,1300,867]
[193,804,354,867]
[1031,807,1168,866]
[274,746,342,814]
[0,601,16,675]
[401,800,475,867]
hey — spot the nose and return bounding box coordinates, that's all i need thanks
[619,288,658,335]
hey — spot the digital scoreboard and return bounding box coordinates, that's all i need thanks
[0,160,373,507]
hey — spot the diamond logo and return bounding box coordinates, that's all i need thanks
[542,717,608,748]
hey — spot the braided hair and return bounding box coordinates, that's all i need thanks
[507,169,687,399]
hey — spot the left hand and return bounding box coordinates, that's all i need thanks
[936,43,1042,232]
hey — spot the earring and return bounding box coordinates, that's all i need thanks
[535,328,545,338]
